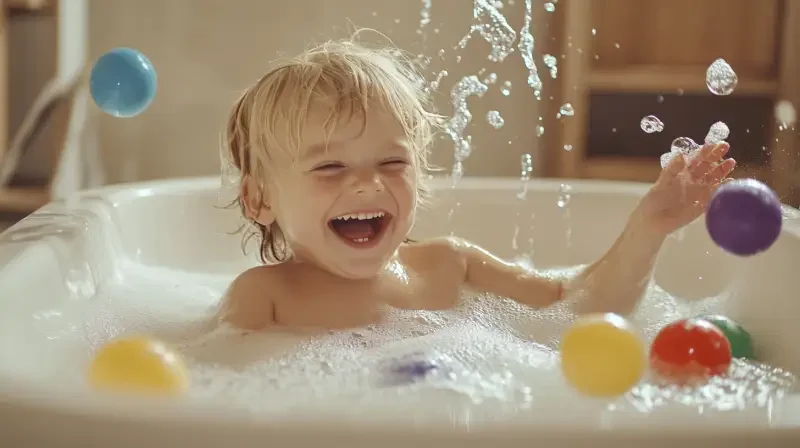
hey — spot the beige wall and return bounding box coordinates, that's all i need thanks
[89,0,558,184]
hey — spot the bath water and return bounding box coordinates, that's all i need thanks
[17,258,795,425]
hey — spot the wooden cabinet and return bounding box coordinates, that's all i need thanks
[552,0,799,203]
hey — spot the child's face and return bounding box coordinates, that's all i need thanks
[267,105,418,279]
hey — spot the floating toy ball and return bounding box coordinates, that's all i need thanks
[560,313,646,397]
[650,318,732,384]
[705,178,782,256]
[699,314,755,360]
[87,335,188,395]
[90,47,157,118]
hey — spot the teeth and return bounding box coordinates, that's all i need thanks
[334,211,385,221]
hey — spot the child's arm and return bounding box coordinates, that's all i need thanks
[448,142,734,315]
[448,209,664,315]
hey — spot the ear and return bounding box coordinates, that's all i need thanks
[241,176,275,226]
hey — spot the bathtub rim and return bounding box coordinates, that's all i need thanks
[1,175,800,440]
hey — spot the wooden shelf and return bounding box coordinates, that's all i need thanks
[589,66,778,97]
[582,157,772,184]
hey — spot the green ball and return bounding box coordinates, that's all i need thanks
[700,314,755,360]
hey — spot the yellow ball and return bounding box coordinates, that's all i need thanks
[560,313,646,398]
[87,335,189,395]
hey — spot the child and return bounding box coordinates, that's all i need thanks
[217,37,736,331]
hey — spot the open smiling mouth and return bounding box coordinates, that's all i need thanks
[328,211,392,248]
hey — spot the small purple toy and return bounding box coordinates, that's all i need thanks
[705,178,782,256]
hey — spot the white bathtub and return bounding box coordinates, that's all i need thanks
[0,176,799,447]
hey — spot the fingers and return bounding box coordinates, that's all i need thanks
[688,143,731,180]
[703,158,737,185]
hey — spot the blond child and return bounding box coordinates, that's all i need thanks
[216,38,735,331]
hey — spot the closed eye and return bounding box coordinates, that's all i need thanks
[311,162,345,172]
[380,158,409,166]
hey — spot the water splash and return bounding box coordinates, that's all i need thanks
[558,103,575,117]
[512,154,535,251]
[671,137,700,156]
[418,0,432,32]
[640,115,664,133]
[458,0,517,63]
[483,72,498,85]
[543,54,558,79]
[429,70,449,91]
[486,110,505,129]
[706,59,738,96]
[705,121,730,144]
[518,0,543,98]
[445,76,489,185]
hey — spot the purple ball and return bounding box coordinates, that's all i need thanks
[706,179,782,256]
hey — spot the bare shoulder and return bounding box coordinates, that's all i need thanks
[217,265,289,331]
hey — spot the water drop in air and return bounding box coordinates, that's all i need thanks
[501,80,512,96]
[557,183,572,208]
[774,100,797,128]
[544,1,555,12]
[704,121,730,144]
[536,126,544,137]
[706,58,738,96]
[563,144,573,151]
[670,137,700,156]
[660,151,678,168]
[559,103,575,116]
[486,110,505,129]
[640,115,664,133]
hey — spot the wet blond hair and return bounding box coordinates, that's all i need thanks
[224,33,442,264]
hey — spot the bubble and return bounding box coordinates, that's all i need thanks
[670,137,700,156]
[774,100,797,128]
[705,121,730,144]
[486,110,505,129]
[706,58,738,96]
[640,115,664,133]
[544,1,555,12]
[559,103,575,116]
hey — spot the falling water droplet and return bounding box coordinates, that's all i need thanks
[544,1,555,12]
[557,184,572,208]
[445,75,489,186]
[517,153,534,200]
[563,144,573,151]
[501,80,512,96]
[559,103,575,116]
[640,115,664,133]
[465,0,517,63]
[657,95,664,103]
[591,28,597,36]
[543,53,558,79]
[671,137,700,156]
[775,100,797,128]
[706,58,738,96]
[486,110,505,129]
[536,125,544,137]
[704,121,730,144]
[518,0,542,98]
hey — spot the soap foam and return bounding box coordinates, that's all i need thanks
[5,259,796,427]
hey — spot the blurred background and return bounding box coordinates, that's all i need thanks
[1,0,798,228]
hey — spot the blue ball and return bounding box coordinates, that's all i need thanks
[706,178,782,256]
[90,47,157,118]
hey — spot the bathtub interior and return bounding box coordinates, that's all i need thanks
[0,176,799,430]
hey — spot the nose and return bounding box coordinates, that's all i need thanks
[353,170,385,195]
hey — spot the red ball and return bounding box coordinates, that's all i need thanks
[650,318,732,384]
